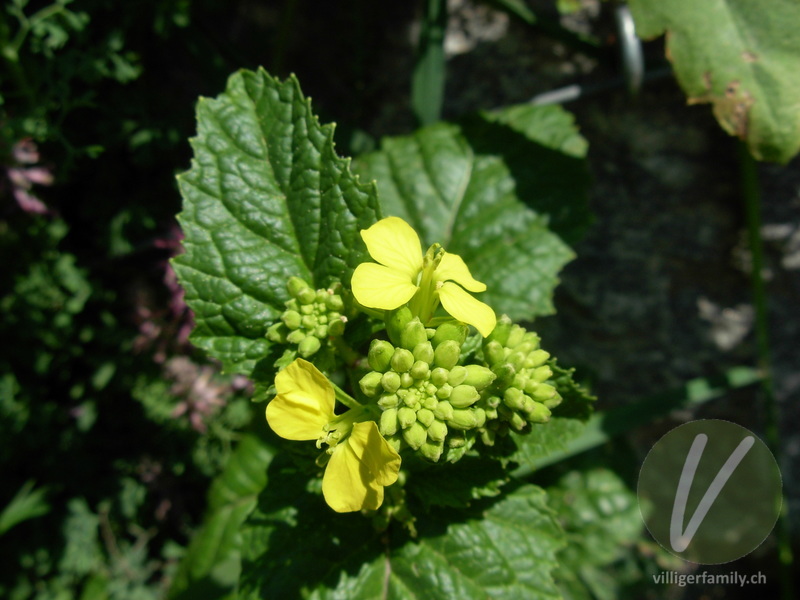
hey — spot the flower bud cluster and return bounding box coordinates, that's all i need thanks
[359,313,495,463]
[480,315,562,438]
[267,277,347,358]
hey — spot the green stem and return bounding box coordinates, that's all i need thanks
[411,0,448,125]
[739,142,794,600]
[330,380,362,410]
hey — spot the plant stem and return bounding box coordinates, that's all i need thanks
[739,142,794,600]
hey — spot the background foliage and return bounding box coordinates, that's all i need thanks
[2,0,797,599]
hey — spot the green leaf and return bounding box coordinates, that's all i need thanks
[548,468,643,600]
[408,456,507,508]
[353,104,588,320]
[412,0,448,125]
[0,480,50,536]
[239,476,564,600]
[169,434,275,600]
[629,0,800,163]
[174,69,381,375]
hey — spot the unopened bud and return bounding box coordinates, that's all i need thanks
[297,336,321,358]
[492,362,516,387]
[386,307,413,347]
[509,411,527,431]
[427,419,448,442]
[434,340,460,370]
[286,329,306,344]
[430,367,449,387]
[542,392,563,410]
[528,349,550,368]
[532,384,557,402]
[400,372,414,388]
[435,383,452,399]
[324,293,344,312]
[463,365,496,390]
[368,340,394,372]
[380,408,398,437]
[301,314,317,329]
[416,408,435,427]
[420,441,443,462]
[411,360,430,381]
[314,325,328,338]
[413,342,434,364]
[485,341,506,366]
[401,318,428,350]
[267,322,286,343]
[359,371,383,397]
[506,325,526,348]
[449,384,480,409]
[377,394,399,409]
[297,287,317,305]
[432,321,467,346]
[473,407,486,427]
[287,276,310,298]
[447,365,467,387]
[486,314,512,346]
[281,310,302,330]
[449,409,478,430]
[503,388,525,410]
[327,317,345,337]
[391,348,414,373]
[397,406,417,429]
[403,422,427,450]
[527,401,551,423]
[433,400,454,421]
[381,371,401,394]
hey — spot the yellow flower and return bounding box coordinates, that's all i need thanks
[265,358,401,513]
[351,217,496,337]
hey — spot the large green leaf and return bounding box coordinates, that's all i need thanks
[630,0,800,163]
[238,467,564,600]
[174,69,381,375]
[353,104,588,320]
[169,434,275,600]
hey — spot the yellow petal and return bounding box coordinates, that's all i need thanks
[351,262,418,310]
[321,422,401,513]
[435,252,487,292]
[438,281,497,338]
[360,217,423,280]
[265,358,334,440]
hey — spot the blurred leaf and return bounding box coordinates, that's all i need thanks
[59,499,103,577]
[174,69,381,375]
[0,480,50,536]
[548,468,643,600]
[353,103,589,320]
[169,434,275,600]
[238,476,565,599]
[630,0,800,163]
[412,0,447,125]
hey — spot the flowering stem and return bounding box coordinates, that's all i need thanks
[331,380,362,410]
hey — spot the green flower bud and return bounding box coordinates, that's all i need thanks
[492,362,516,387]
[427,419,448,442]
[297,336,321,358]
[480,428,496,447]
[420,440,443,462]
[432,321,467,347]
[433,400,454,421]
[299,304,314,315]
[485,341,506,366]
[450,384,480,409]
[530,366,552,383]
[314,325,328,338]
[413,342,435,364]
[473,407,486,428]
[318,314,329,324]
[297,287,317,305]
[401,318,428,350]
[397,406,417,429]
[447,432,467,448]
[378,394,399,409]
[416,408,435,428]
[327,317,346,337]
[400,372,414,388]
[315,289,328,303]
[463,365,496,390]
[387,436,402,453]
[411,360,430,381]
[381,371,401,394]
[430,367,449,387]
[425,328,436,339]
[391,348,414,373]
[380,408,399,436]
[422,395,437,410]
[528,349,550,368]
[403,422,427,450]
[402,389,420,408]
[266,322,286,343]
[324,293,344,312]
[484,406,498,420]
[532,384,557,402]
[542,392,563,410]
[287,276,310,298]
[486,314,513,345]
[449,409,478,430]
[506,324,526,348]
[301,314,317,329]
[435,383,452,399]
[359,371,383,397]
[434,340,460,370]
[527,401,552,423]
[368,339,394,372]
[485,395,501,409]
[507,351,526,370]
[281,310,302,330]
[386,307,413,347]
[503,388,526,410]
[509,411,527,431]
[447,365,467,387]
[286,329,306,344]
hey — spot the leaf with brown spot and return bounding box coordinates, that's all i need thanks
[630,0,800,163]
